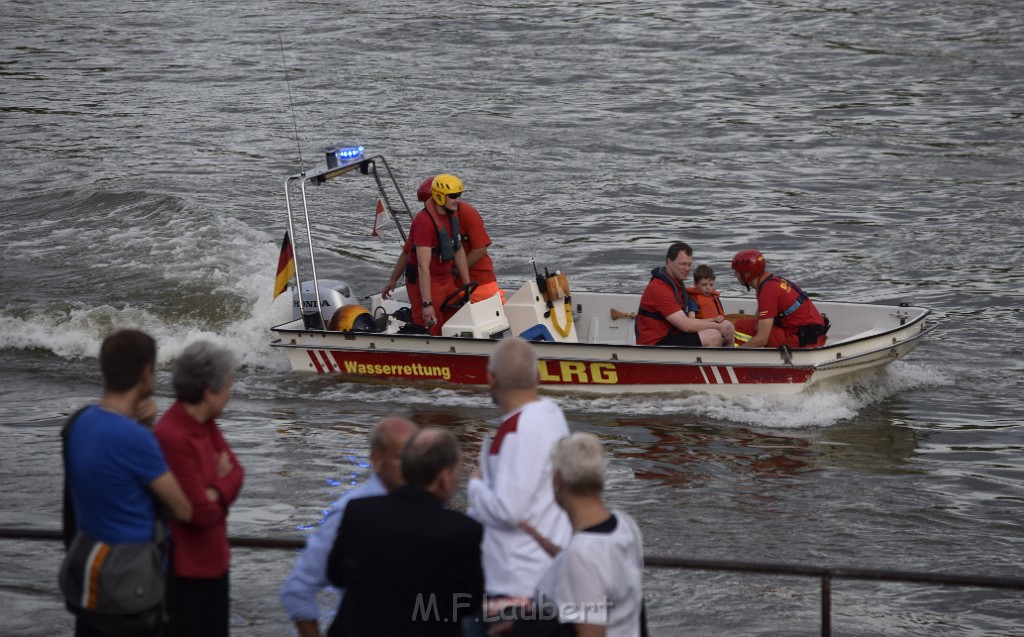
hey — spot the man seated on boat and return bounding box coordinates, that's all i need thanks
[636,242,735,347]
[382,175,504,305]
[730,249,829,348]
[403,174,473,336]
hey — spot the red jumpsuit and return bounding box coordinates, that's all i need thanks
[406,201,461,336]
[734,275,827,348]
[455,202,503,303]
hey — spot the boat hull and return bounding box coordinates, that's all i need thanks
[270,299,932,396]
[269,153,935,396]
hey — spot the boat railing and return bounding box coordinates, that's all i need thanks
[283,151,413,330]
[3,527,1022,637]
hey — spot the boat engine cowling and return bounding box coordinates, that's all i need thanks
[291,279,358,327]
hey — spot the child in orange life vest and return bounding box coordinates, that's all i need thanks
[686,264,726,320]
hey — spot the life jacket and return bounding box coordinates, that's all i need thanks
[685,287,724,319]
[427,202,461,261]
[757,275,807,327]
[757,275,830,346]
[636,268,697,344]
[405,205,461,284]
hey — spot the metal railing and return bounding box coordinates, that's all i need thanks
[644,555,1024,636]
[4,527,1022,637]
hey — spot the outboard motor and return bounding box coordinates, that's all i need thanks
[292,279,357,328]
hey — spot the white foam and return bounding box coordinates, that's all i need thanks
[0,220,292,371]
[552,361,952,428]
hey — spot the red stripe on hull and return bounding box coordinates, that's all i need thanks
[302,348,814,388]
[306,350,325,374]
[318,350,336,372]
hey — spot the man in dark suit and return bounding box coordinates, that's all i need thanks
[326,427,484,637]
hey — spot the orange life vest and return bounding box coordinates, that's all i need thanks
[685,287,724,319]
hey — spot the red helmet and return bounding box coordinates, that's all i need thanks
[732,249,766,285]
[416,175,437,202]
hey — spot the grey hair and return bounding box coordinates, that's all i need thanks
[487,337,539,390]
[172,341,236,404]
[551,432,605,496]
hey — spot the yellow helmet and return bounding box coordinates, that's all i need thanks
[431,174,464,206]
[328,305,375,332]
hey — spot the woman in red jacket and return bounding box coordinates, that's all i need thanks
[155,341,244,637]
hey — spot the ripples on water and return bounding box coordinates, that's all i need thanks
[2,0,1023,635]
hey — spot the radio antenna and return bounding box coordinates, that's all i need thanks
[278,34,305,174]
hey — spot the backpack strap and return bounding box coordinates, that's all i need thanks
[61,406,91,548]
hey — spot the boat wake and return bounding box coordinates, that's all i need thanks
[0,296,292,373]
[286,360,952,430]
[558,361,952,429]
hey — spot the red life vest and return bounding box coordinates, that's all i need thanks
[755,275,829,347]
[636,268,696,345]
[404,202,461,284]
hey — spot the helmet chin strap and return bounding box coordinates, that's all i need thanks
[741,271,760,291]
[737,271,751,291]
[743,270,765,291]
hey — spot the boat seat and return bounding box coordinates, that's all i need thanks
[441,293,509,338]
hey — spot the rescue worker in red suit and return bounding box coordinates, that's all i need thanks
[382,176,503,306]
[731,249,829,349]
[454,193,504,304]
[636,242,735,347]
[403,174,471,335]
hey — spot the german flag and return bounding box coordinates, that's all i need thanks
[273,231,296,299]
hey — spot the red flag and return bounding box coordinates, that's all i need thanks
[273,231,296,299]
[371,198,387,238]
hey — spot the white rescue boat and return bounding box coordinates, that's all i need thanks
[269,148,933,396]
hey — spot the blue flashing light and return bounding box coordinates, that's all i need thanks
[324,145,364,169]
[336,145,364,159]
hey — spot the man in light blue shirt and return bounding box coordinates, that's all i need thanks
[279,417,417,637]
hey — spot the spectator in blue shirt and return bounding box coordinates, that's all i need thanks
[279,417,418,637]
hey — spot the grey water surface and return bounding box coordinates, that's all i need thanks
[1,1,1022,635]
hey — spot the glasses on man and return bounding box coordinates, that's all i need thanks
[448,192,462,200]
